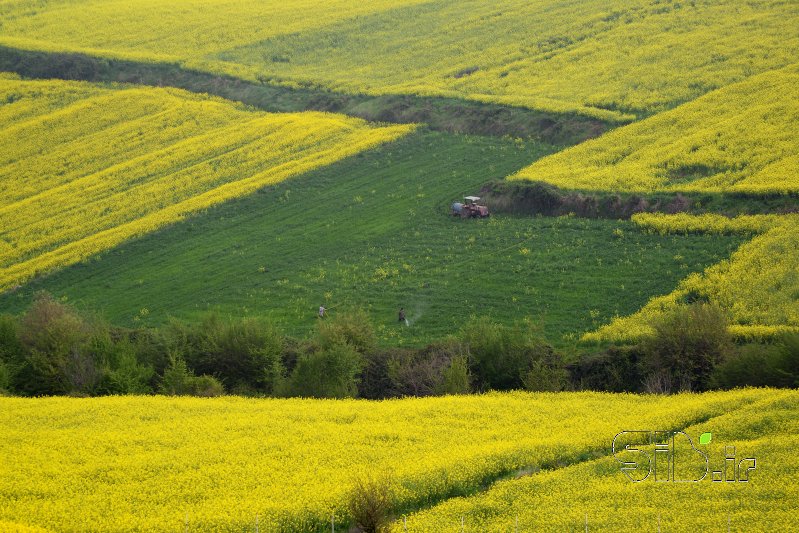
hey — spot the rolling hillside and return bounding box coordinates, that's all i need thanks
[1,389,792,531]
[511,64,799,194]
[1,0,798,120]
[0,76,411,291]
[0,126,743,345]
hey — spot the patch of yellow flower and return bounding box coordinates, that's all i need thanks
[1,1,798,120]
[511,64,799,194]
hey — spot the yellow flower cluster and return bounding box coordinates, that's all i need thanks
[396,389,799,532]
[584,215,799,343]
[1,1,798,120]
[0,390,775,531]
[512,64,799,193]
[0,78,412,290]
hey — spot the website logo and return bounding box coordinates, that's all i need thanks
[612,431,756,483]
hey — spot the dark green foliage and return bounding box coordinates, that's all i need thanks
[711,344,783,389]
[643,303,733,392]
[316,309,377,355]
[159,353,224,396]
[284,343,363,398]
[16,293,104,395]
[0,358,10,394]
[568,345,645,392]
[180,315,284,394]
[460,317,559,391]
[436,354,472,395]
[712,334,799,389]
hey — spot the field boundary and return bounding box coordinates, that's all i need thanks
[0,45,614,144]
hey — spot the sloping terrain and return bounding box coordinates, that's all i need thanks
[0,128,743,345]
[511,64,799,194]
[395,390,799,532]
[0,390,782,531]
[1,0,797,119]
[0,76,411,291]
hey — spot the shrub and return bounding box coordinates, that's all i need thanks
[316,309,376,354]
[522,360,567,392]
[0,358,11,394]
[187,375,225,397]
[568,345,645,392]
[711,344,782,389]
[460,317,558,391]
[643,303,732,392]
[436,354,471,395]
[286,343,363,398]
[159,353,223,396]
[348,475,394,533]
[106,340,154,395]
[17,293,107,395]
[773,333,799,388]
[187,315,284,394]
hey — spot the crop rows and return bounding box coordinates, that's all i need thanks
[511,64,799,194]
[0,77,411,291]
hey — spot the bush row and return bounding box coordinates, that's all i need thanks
[0,294,796,397]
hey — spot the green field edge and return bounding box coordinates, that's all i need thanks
[0,45,619,145]
[333,393,765,533]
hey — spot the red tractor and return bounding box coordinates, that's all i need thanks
[451,196,490,218]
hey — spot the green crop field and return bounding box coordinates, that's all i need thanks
[0,128,743,346]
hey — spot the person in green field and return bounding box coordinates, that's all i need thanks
[398,307,406,324]
[318,305,326,319]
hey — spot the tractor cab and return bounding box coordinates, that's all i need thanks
[451,196,490,218]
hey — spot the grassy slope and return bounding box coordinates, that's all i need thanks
[0,130,743,346]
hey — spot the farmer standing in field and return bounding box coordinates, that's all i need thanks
[398,307,406,324]
[318,305,326,318]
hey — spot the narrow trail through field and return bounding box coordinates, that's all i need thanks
[386,393,766,525]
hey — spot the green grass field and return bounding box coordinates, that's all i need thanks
[0,129,744,346]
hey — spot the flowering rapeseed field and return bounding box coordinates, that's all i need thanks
[1,1,797,120]
[396,389,799,531]
[0,390,776,531]
[511,64,799,194]
[0,76,412,291]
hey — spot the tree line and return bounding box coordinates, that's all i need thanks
[0,293,796,398]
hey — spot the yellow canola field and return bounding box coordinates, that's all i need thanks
[1,0,798,120]
[396,389,799,532]
[0,77,412,290]
[0,390,776,532]
[584,214,799,343]
[511,64,799,194]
